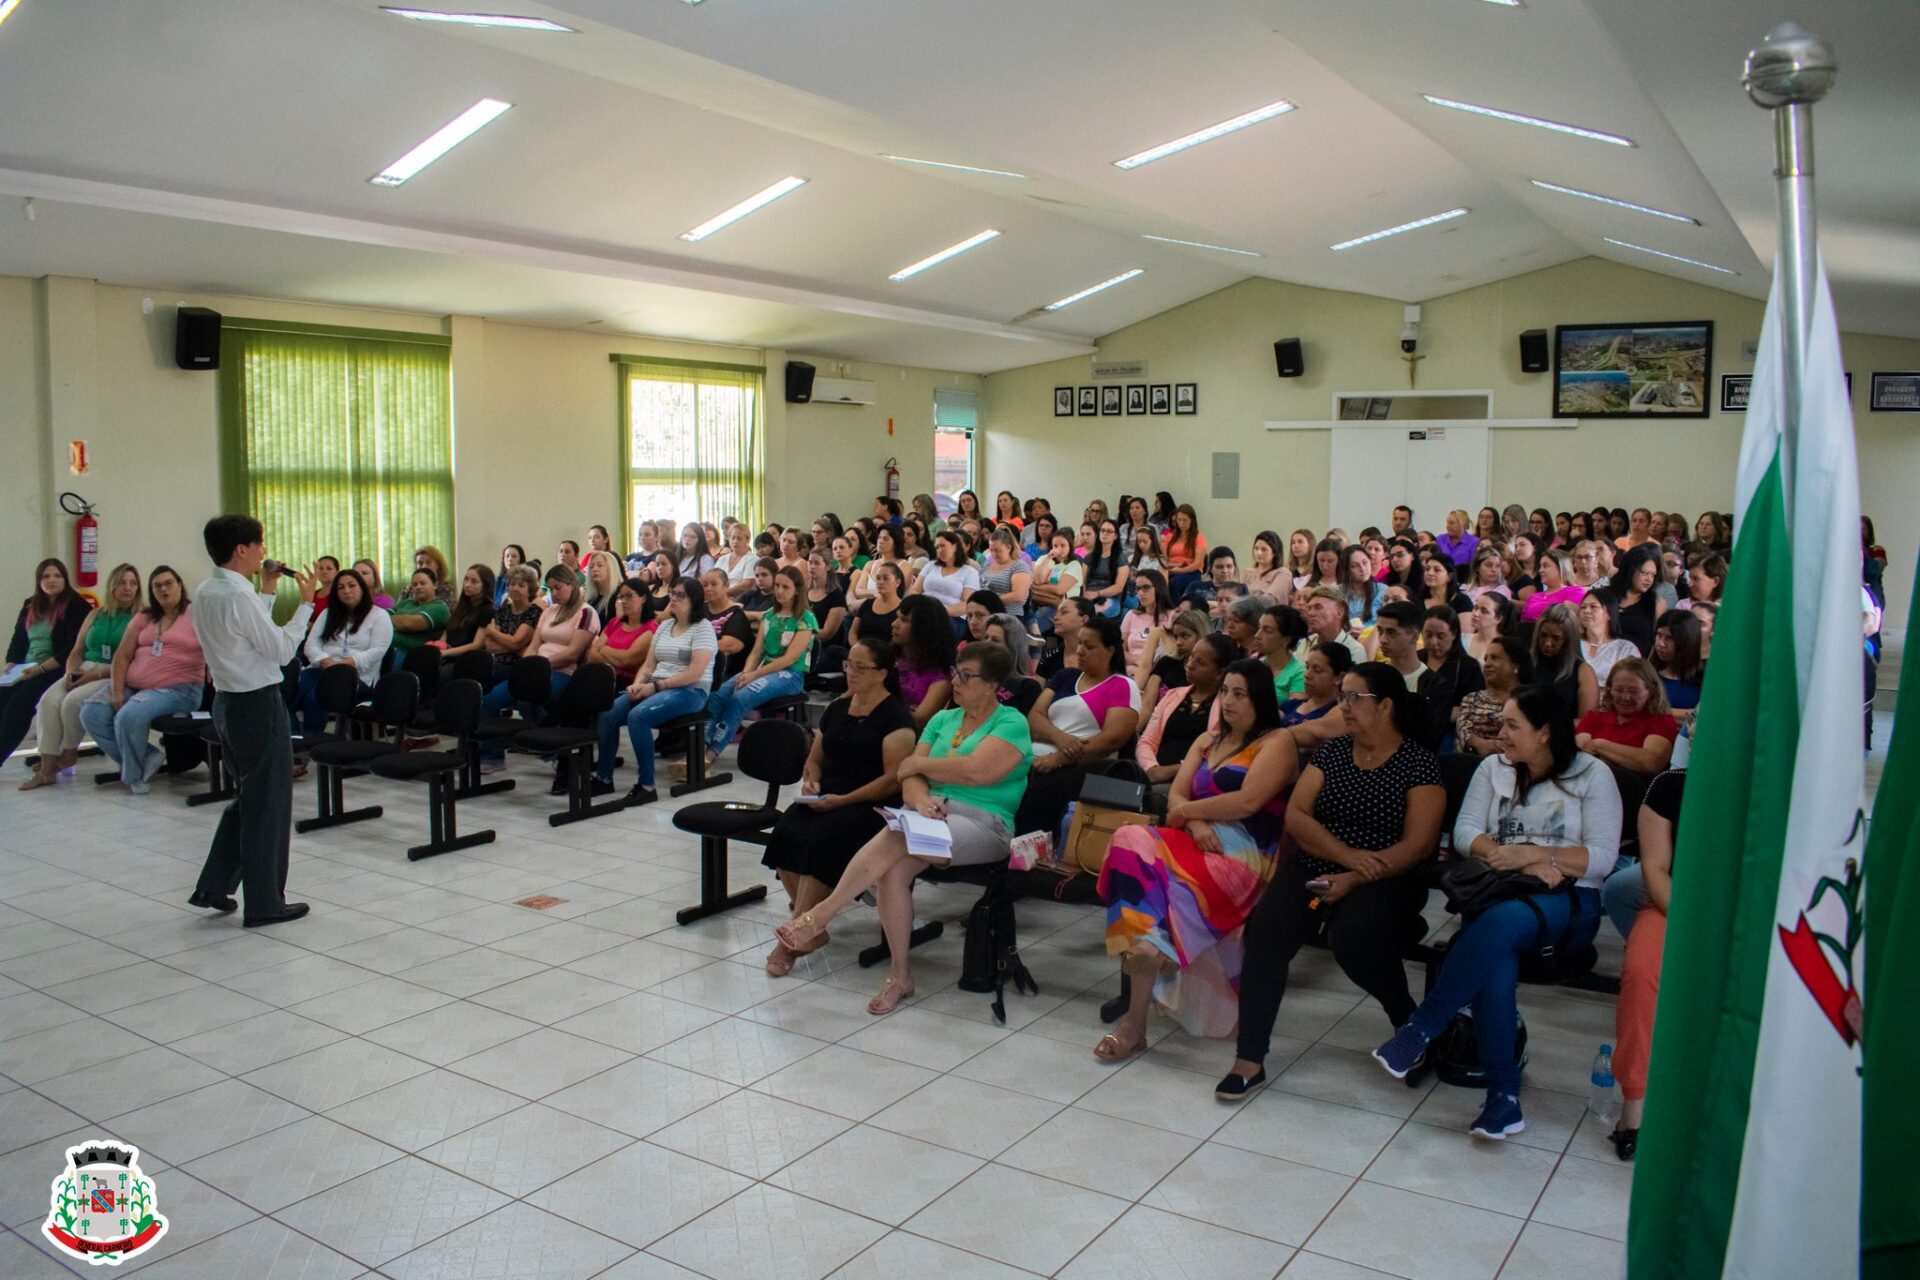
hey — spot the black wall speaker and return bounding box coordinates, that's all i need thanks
[1273,337,1304,378]
[784,360,816,404]
[175,306,222,371]
[1519,329,1550,374]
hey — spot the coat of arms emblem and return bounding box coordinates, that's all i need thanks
[42,1141,167,1266]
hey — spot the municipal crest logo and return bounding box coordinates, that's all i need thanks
[42,1141,168,1266]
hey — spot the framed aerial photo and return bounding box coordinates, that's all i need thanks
[1149,384,1171,414]
[1720,374,1751,412]
[1173,382,1198,415]
[1100,385,1123,415]
[1870,372,1920,412]
[1077,385,1098,416]
[1125,384,1147,415]
[1553,321,1713,418]
[1054,386,1074,417]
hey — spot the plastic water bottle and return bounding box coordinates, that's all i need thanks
[1589,1044,1619,1127]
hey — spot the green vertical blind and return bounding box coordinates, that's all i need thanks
[616,356,764,536]
[219,322,454,590]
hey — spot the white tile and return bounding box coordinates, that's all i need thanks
[214,953,383,1006]
[418,1103,632,1196]
[468,967,631,1023]
[648,959,788,1014]
[43,960,207,1014]
[285,975,455,1034]
[1280,1253,1400,1279]
[0,990,90,1041]
[542,1057,736,1138]
[363,1001,543,1066]
[1074,1057,1238,1140]
[392,946,551,998]
[751,1046,937,1121]
[274,1156,510,1267]
[829,1231,1032,1280]
[525,1141,750,1247]
[95,1166,259,1273]
[167,1010,347,1075]
[106,1078,310,1166]
[164,934,309,982]
[952,1029,1124,1104]
[448,1027,633,1100]
[185,1115,404,1213]
[839,1007,1009,1071]
[645,1017,828,1086]
[324,1069,526,1152]
[1060,1203,1295,1280]
[37,1044,225,1116]
[651,1182,884,1280]
[1001,1107,1199,1199]
[0,939,143,987]
[99,983,277,1043]
[1498,1220,1626,1278]
[0,1088,87,1156]
[1145,1142,1352,1245]
[420,902,555,946]
[381,1201,633,1280]
[324,929,474,976]
[240,1039,433,1112]
[562,937,710,989]
[0,1017,152,1084]
[128,1215,365,1280]
[739,977,885,1041]
[1273,1043,1434,1118]
[1413,1083,1588,1155]
[1365,1119,1560,1214]
[906,1163,1128,1275]
[1531,1154,1633,1241]
[647,1089,849,1179]
[870,1076,1060,1158]
[550,990,724,1055]
[1215,1089,1409,1177]
[769,1124,981,1226]
[1305,1181,1522,1280]
[592,1252,709,1280]
[489,921,632,966]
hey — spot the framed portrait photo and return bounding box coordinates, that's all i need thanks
[1125,384,1147,415]
[1077,386,1098,416]
[1173,383,1198,415]
[1100,385,1123,416]
[1054,386,1074,417]
[1149,384,1171,414]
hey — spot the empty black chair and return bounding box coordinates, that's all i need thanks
[370,679,496,861]
[471,656,552,753]
[510,663,624,827]
[446,649,495,688]
[753,691,812,727]
[296,670,419,834]
[670,717,809,925]
[659,709,731,797]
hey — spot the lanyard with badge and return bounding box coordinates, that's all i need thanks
[151,615,172,658]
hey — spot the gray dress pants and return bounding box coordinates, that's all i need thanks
[196,686,293,915]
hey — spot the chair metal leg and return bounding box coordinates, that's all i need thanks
[856,920,946,968]
[549,746,628,827]
[294,764,381,833]
[184,738,236,807]
[407,773,495,861]
[453,739,515,799]
[676,834,767,925]
[670,723,731,797]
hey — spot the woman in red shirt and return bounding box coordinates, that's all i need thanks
[1575,658,1679,776]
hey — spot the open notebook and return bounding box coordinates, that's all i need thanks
[877,807,953,859]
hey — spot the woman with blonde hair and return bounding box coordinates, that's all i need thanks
[413,546,455,605]
[1287,529,1317,586]
[581,550,625,621]
[22,563,142,790]
[1436,508,1477,574]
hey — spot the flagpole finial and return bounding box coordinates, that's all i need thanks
[1744,22,1836,109]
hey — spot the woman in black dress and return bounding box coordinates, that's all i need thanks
[761,636,917,976]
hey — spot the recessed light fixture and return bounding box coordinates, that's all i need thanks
[1142,234,1262,258]
[0,0,24,30]
[1423,94,1633,147]
[1531,180,1697,224]
[1604,238,1736,275]
[888,229,1002,282]
[679,176,808,242]
[1330,208,1469,251]
[1113,100,1296,170]
[380,8,574,31]
[370,97,512,187]
[880,155,1028,180]
[1043,269,1145,311]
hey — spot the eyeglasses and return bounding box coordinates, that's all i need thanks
[951,669,984,686]
[1337,690,1381,707]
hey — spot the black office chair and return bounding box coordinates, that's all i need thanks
[370,679,496,861]
[659,709,731,797]
[510,663,625,827]
[446,649,495,688]
[669,717,809,925]
[295,670,418,834]
[96,681,215,792]
[471,656,552,754]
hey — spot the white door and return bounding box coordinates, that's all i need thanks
[1328,423,1489,535]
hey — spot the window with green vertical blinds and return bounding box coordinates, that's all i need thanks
[218,319,455,589]
[612,354,764,539]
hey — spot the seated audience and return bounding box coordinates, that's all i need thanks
[978,526,1032,620]
[847,560,904,654]
[1,560,88,769]
[993,489,1025,529]
[1465,590,1519,662]
[1162,503,1208,597]
[581,550,624,620]
[1374,684,1619,1139]
[1220,594,1263,657]
[1570,539,1608,591]
[1121,569,1175,670]
[1680,552,1725,612]
[1454,635,1533,758]
[700,568,756,685]
[1016,615,1142,838]
[1531,602,1600,719]
[1138,608,1209,709]
[1097,659,1300,1058]
[1577,657,1680,776]
[1652,609,1705,715]
[1464,545,1512,604]
[775,641,1031,1014]
[805,549,849,648]
[80,565,206,795]
[1301,587,1366,663]
[1578,591,1638,687]
[1256,604,1311,700]
[1286,529,1317,586]
[591,578,713,804]
[1182,546,1239,610]
[1283,642,1352,752]
[1037,595,1088,680]
[737,556,778,619]
[915,531,980,623]
[413,546,456,606]
[1343,545,1387,636]
[1505,534,1542,601]
[1303,538,1344,593]
[639,552,679,619]
[471,564,542,684]
[891,595,956,729]
[388,568,450,657]
[306,555,340,624]
[1417,603,1484,722]
[22,563,139,790]
[1136,632,1231,783]
[441,564,496,653]
[719,522,759,596]
[1419,556,1474,618]
[589,578,655,686]
[1611,767,1686,1161]
[1240,530,1292,602]
[1028,531,1084,632]
[1611,544,1664,655]
[1435,508,1478,572]
[480,564,600,766]
[494,545,525,605]
[677,524,716,579]
[353,558,395,610]
[1522,547,1585,621]
[1127,525,1166,576]
[297,568,392,732]
[1081,520,1132,619]
[702,566,816,769]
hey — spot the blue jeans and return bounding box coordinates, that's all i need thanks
[704,667,804,753]
[296,667,372,734]
[79,683,200,778]
[478,670,571,760]
[1408,888,1602,1092]
[1603,861,1647,940]
[596,685,707,785]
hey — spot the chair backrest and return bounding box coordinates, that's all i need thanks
[401,646,442,695]
[546,662,617,727]
[447,649,494,688]
[432,679,484,739]
[278,664,300,713]
[1438,751,1485,847]
[736,717,810,787]
[507,655,552,707]
[369,670,422,732]
[315,663,366,723]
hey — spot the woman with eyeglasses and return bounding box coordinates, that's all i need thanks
[80,565,208,796]
[1080,520,1132,620]
[776,641,1031,1014]
[586,578,656,688]
[1097,659,1300,1062]
[1218,662,1442,1100]
[590,578,713,805]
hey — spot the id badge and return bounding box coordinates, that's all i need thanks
[151,639,165,657]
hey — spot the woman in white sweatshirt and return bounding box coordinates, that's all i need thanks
[296,567,392,732]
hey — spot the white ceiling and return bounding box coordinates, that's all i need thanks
[0,0,1911,371]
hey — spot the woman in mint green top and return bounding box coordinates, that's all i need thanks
[389,569,452,655]
[777,640,1032,1014]
[701,565,817,767]
[22,563,143,790]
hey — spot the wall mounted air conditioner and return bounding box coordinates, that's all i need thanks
[808,376,877,406]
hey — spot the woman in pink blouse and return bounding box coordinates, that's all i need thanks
[79,566,207,795]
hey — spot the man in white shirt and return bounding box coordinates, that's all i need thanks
[1301,587,1367,663]
[1373,601,1429,693]
[189,515,317,927]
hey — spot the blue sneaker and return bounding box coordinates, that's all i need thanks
[1372,1023,1431,1079]
[1470,1091,1526,1140]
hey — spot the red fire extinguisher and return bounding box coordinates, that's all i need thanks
[883,457,901,504]
[61,492,99,589]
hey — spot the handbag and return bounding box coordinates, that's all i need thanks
[1437,856,1557,919]
[1060,799,1156,876]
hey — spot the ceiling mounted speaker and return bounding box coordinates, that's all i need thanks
[175,306,222,371]
[1519,329,1550,374]
[1273,338,1304,378]
[784,360,816,403]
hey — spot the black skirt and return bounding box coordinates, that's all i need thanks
[760,801,891,885]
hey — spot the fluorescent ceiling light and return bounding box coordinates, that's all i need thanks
[1604,238,1736,275]
[1114,100,1296,170]
[0,0,24,30]
[370,98,512,187]
[889,229,1002,282]
[1423,94,1633,147]
[1530,180,1696,224]
[380,8,574,31]
[1330,207,1469,251]
[679,176,808,242]
[1043,269,1145,311]
[1481,0,1522,6]
[881,155,1028,180]
[1142,234,1261,258]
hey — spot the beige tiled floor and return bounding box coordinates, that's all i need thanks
[5,725,1780,1280]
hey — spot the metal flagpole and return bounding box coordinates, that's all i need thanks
[1743,22,1836,515]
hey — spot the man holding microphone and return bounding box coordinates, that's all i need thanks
[188,515,317,927]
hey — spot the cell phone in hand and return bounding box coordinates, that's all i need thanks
[1305,878,1333,894]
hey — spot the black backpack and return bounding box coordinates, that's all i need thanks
[958,880,1038,1023]
[1429,1009,1531,1089]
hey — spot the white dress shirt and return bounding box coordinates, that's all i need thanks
[304,608,394,683]
[193,567,314,694]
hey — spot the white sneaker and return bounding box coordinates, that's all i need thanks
[140,749,167,785]
[479,758,506,775]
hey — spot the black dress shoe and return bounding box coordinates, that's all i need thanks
[187,891,238,913]
[588,776,615,797]
[1214,1068,1267,1103]
[243,902,311,928]
[1609,1126,1639,1161]
[626,783,658,806]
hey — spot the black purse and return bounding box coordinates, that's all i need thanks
[1438,857,1555,919]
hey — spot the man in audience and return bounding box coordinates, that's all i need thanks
[1302,586,1366,662]
[1391,505,1413,537]
[1183,546,1239,609]
[1373,600,1428,692]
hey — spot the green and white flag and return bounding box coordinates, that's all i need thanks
[1627,254,1863,1278]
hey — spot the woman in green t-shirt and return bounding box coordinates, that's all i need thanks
[777,641,1032,1014]
[700,565,816,769]
[22,562,142,790]
[388,569,451,656]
